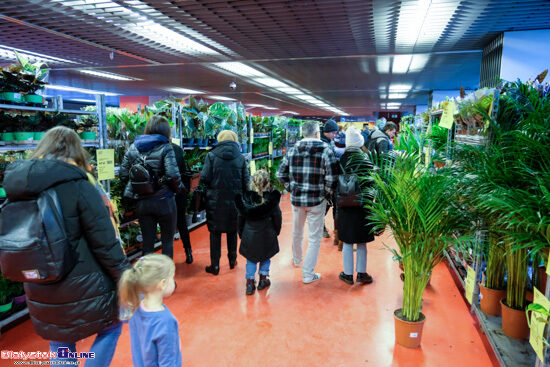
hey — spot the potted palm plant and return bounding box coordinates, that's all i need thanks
[363,152,471,348]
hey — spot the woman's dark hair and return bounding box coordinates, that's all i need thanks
[31,126,90,171]
[145,115,171,139]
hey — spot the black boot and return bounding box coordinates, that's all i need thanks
[339,272,354,285]
[357,272,373,284]
[205,265,220,275]
[185,248,193,264]
[257,275,271,290]
[246,279,256,295]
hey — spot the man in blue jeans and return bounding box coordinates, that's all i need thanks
[277,121,339,283]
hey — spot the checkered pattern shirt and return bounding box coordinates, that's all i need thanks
[276,138,340,207]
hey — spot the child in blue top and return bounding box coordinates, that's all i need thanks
[119,254,182,367]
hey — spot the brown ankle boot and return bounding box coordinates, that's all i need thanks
[333,230,339,246]
[338,241,343,251]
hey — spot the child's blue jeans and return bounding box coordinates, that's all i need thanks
[246,259,271,279]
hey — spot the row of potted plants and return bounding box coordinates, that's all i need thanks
[0,51,48,106]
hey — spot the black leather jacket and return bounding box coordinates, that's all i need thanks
[119,134,182,200]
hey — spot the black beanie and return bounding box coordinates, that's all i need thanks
[323,120,338,133]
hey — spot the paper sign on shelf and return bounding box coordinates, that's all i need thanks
[97,149,115,181]
[530,288,550,361]
[268,159,272,168]
[465,265,476,304]
[439,101,455,129]
[250,128,254,144]
[250,160,256,175]
[171,138,180,146]
[269,142,273,155]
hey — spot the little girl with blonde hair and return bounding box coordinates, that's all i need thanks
[119,254,182,366]
[235,169,282,295]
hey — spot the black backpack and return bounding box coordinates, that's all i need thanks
[129,153,160,196]
[0,187,76,283]
[335,161,362,207]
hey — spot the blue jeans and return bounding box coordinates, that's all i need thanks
[246,259,271,279]
[50,322,122,366]
[343,243,367,275]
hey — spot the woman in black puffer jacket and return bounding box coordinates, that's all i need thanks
[200,130,250,275]
[3,126,129,365]
[120,115,183,259]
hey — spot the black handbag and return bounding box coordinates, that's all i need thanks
[336,161,362,207]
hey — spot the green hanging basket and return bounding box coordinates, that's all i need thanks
[79,131,97,140]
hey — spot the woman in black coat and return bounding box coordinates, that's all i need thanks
[200,130,250,275]
[119,115,183,259]
[235,170,282,295]
[336,127,375,285]
[2,126,129,364]
[172,142,193,264]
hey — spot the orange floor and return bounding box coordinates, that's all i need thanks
[1,194,497,367]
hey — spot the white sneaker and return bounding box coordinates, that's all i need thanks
[292,259,302,268]
[303,273,322,284]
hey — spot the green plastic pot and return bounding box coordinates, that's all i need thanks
[79,131,97,140]
[33,132,46,141]
[2,92,24,103]
[0,299,12,313]
[24,94,43,104]
[1,132,15,141]
[0,187,6,198]
[14,132,34,143]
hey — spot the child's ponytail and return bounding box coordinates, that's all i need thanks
[118,254,175,318]
[251,169,271,203]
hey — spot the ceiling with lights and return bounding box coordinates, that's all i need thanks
[0,0,549,116]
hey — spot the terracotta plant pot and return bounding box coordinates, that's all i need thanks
[500,298,529,339]
[479,284,506,316]
[526,290,534,303]
[394,309,426,348]
[538,266,547,293]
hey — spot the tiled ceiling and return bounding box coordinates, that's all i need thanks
[1,0,549,116]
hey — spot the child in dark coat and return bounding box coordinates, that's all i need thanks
[235,170,282,295]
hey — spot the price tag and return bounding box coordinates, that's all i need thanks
[171,138,181,146]
[268,159,272,168]
[269,142,273,155]
[97,149,115,181]
[250,160,256,175]
[530,288,550,361]
[250,128,254,144]
[439,101,455,129]
[205,146,210,151]
[465,265,476,304]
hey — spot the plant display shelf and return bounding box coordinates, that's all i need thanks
[0,103,97,116]
[253,132,270,139]
[183,146,212,150]
[0,141,99,152]
[454,134,488,146]
[252,153,270,160]
[0,308,29,334]
[473,304,535,367]
[444,248,467,287]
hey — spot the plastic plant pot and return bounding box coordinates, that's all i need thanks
[33,132,46,141]
[1,132,15,142]
[0,299,13,314]
[14,132,34,143]
[2,92,24,103]
[0,187,6,198]
[79,131,97,140]
[24,94,43,104]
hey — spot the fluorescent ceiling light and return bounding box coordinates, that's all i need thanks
[276,87,303,94]
[392,55,412,73]
[207,95,236,101]
[79,69,140,81]
[282,111,298,114]
[46,85,120,96]
[389,84,412,92]
[167,87,204,94]
[409,54,429,72]
[389,93,408,99]
[254,78,289,88]
[0,45,76,65]
[213,62,265,77]
[376,56,391,73]
[246,104,277,110]
[69,98,96,103]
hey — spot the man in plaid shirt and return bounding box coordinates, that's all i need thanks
[276,120,339,283]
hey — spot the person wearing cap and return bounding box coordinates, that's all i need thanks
[337,127,375,285]
[200,130,250,276]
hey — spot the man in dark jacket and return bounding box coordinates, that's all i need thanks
[200,130,250,275]
[320,119,340,238]
[119,115,183,259]
[366,121,397,156]
[3,158,129,351]
[277,121,339,284]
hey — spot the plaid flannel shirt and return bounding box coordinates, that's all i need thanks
[276,138,340,207]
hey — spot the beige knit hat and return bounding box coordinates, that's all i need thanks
[217,130,238,142]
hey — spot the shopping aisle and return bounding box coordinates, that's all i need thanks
[1,194,496,367]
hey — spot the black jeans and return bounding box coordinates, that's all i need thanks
[137,195,177,258]
[175,192,192,250]
[209,231,237,267]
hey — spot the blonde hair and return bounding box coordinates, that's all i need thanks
[31,126,90,171]
[118,254,175,316]
[217,130,238,142]
[251,169,271,203]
